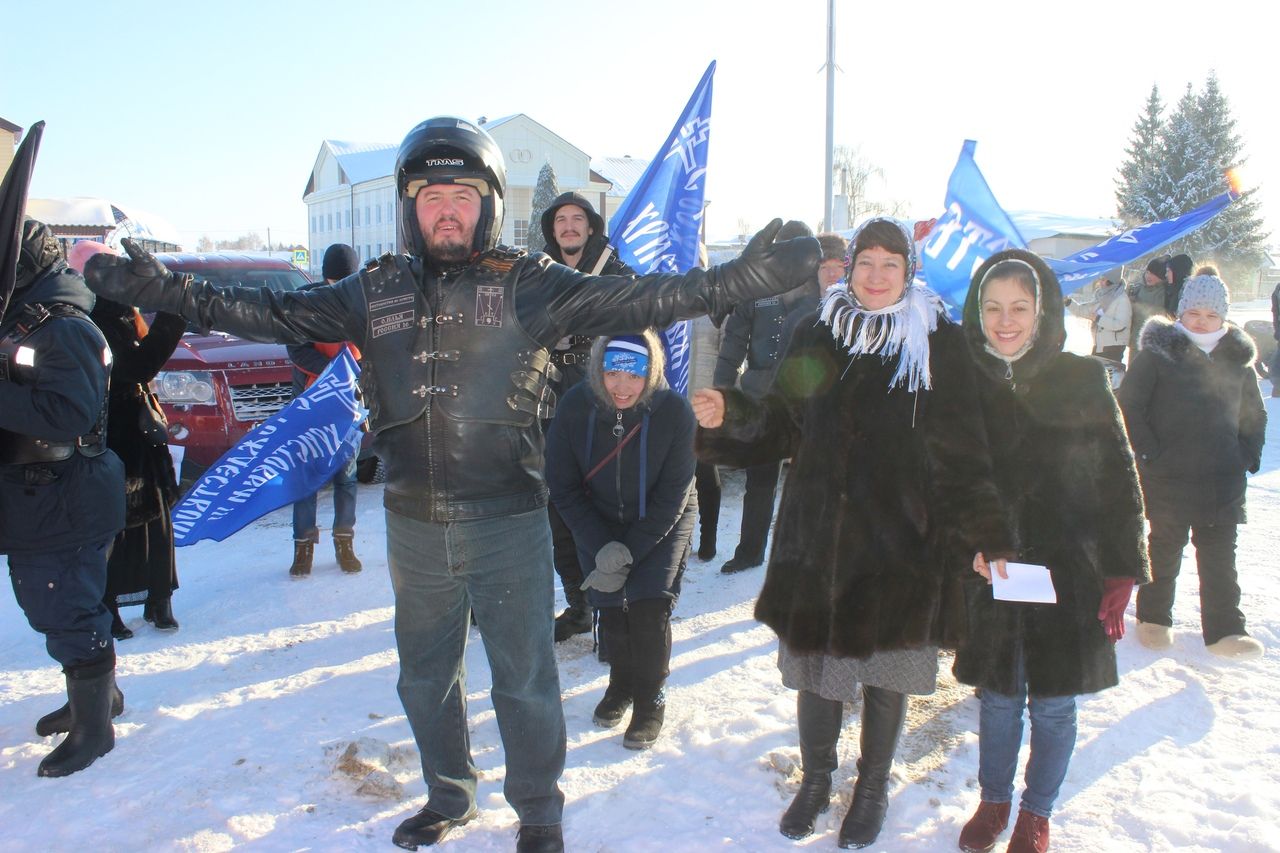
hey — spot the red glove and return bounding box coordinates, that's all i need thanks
[1098,577,1135,642]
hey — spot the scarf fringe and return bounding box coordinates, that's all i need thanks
[819,285,945,392]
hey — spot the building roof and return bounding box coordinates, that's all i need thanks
[0,117,22,135]
[591,156,651,197]
[325,140,398,186]
[1008,210,1119,241]
[26,197,184,247]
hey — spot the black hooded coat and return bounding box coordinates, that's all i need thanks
[951,250,1150,698]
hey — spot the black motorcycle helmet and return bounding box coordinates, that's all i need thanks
[395,116,506,258]
[14,217,62,293]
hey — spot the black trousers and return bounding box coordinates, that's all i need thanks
[9,536,115,669]
[695,461,721,545]
[733,460,782,563]
[548,502,584,594]
[596,598,673,701]
[1137,519,1245,644]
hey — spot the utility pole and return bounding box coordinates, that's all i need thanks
[823,0,836,231]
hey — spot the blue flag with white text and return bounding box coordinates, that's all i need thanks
[171,349,367,546]
[608,60,715,395]
[919,140,1027,313]
[1047,191,1238,296]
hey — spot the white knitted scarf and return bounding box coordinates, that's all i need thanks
[1175,321,1229,354]
[819,284,946,391]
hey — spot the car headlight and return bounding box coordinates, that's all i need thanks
[152,371,216,404]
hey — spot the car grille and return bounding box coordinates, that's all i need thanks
[229,382,293,422]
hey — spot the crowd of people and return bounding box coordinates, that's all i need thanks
[1,114,1269,853]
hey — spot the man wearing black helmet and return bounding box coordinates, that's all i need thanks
[85,115,818,853]
[2,219,126,779]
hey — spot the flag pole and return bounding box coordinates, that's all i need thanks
[822,0,836,230]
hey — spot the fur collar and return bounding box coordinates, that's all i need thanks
[1138,315,1256,366]
[587,328,668,412]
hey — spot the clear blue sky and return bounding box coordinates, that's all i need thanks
[4,0,1275,250]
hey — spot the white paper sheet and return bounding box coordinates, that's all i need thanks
[991,561,1057,604]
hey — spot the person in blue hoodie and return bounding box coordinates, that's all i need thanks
[545,330,696,750]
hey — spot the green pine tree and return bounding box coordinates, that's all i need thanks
[526,161,559,254]
[1115,84,1165,225]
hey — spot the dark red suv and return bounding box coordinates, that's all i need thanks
[150,253,314,482]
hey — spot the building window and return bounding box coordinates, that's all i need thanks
[387,202,392,222]
[327,213,333,231]
[310,215,316,232]
[354,208,360,227]
[513,218,529,248]
[375,204,382,224]
[365,205,371,226]
[377,243,383,256]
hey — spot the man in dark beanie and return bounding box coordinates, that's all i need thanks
[712,220,823,573]
[1163,253,1195,317]
[537,192,638,641]
[1,218,126,777]
[816,232,848,289]
[285,243,365,577]
[1128,255,1170,358]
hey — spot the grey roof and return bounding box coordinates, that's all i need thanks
[327,140,398,185]
[591,156,651,197]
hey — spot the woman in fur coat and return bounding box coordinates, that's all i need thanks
[546,330,696,750]
[953,250,1150,853]
[693,218,1010,849]
[1118,273,1266,661]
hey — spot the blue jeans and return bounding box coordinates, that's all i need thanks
[978,649,1078,818]
[292,455,357,540]
[385,507,566,825]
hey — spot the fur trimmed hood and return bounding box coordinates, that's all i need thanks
[587,328,667,412]
[962,248,1066,385]
[1138,315,1256,367]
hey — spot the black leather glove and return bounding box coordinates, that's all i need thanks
[706,219,820,320]
[84,238,181,309]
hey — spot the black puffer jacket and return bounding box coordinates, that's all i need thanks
[546,330,696,607]
[86,234,816,523]
[1118,316,1266,525]
[952,250,1149,698]
[0,263,125,553]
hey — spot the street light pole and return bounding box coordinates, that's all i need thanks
[823,0,836,231]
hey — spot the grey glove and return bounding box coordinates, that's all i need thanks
[706,219,820,319]
[84,238,180,309]
[581,541,633,593]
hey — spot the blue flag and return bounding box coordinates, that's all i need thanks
[1046,191,1238,296]
[608,60,715,395]
[171,349,367,546]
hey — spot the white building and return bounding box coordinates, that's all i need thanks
[301,114,644,278]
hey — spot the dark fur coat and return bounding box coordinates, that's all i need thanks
[951,250,1150,698]
[698,310,1011,660]
[1118,317,1266,525]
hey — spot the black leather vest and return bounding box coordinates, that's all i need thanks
[0,303,109,465]
[357,252,561,522]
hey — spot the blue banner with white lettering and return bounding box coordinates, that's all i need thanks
[608,60,715,395]
[919,140,1027,313]
[1047,191,1237,295]
[171,349,367,546]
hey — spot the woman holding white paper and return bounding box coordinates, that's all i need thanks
[953,250,1149,853]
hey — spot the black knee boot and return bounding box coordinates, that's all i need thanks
[838,685,908,849]
[38,658,118,778]
[554,582,592,642]
[622,600,672,750]
[780,690,843,839]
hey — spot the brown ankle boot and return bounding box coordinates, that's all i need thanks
[958,800,1010,852]
[334,533,362,573]
[289,540,314,577]
[1006,809,1049,853]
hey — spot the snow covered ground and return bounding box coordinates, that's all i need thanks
[1,311,1278,852]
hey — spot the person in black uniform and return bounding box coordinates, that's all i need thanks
[86,116,817,853]
[539,192,636,642]
[1,219,126,777]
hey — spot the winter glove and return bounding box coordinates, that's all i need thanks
[1097,577,1136,642]
[84,238,182,309]
[581,541,633,593]
[706,219,820,318]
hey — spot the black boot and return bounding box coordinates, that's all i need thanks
[334,533,362,573]
[146,596,179,631]
[623,687,665,749]
[36,682,125,737]
[593,659,634,728]
[392,806,475,850]
[289,540,313,578]
[621,599,673,749]
[837,685,908,849]
[37,665,118,777]
[516,823,564,852]
[779,690,842,839]
[108,601,133,641]
[553,583,592,642]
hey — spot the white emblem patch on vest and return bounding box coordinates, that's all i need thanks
[475,286,504,327]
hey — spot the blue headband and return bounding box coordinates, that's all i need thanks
[603,337,649,377]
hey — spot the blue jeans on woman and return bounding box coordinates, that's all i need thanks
[385,507,566,826]
[978,648,1078,818]
[291,455,357,541]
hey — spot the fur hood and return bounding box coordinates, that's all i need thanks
[1137,315,1256,367]
[586,328,667,413]
[962,249,1066,385]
